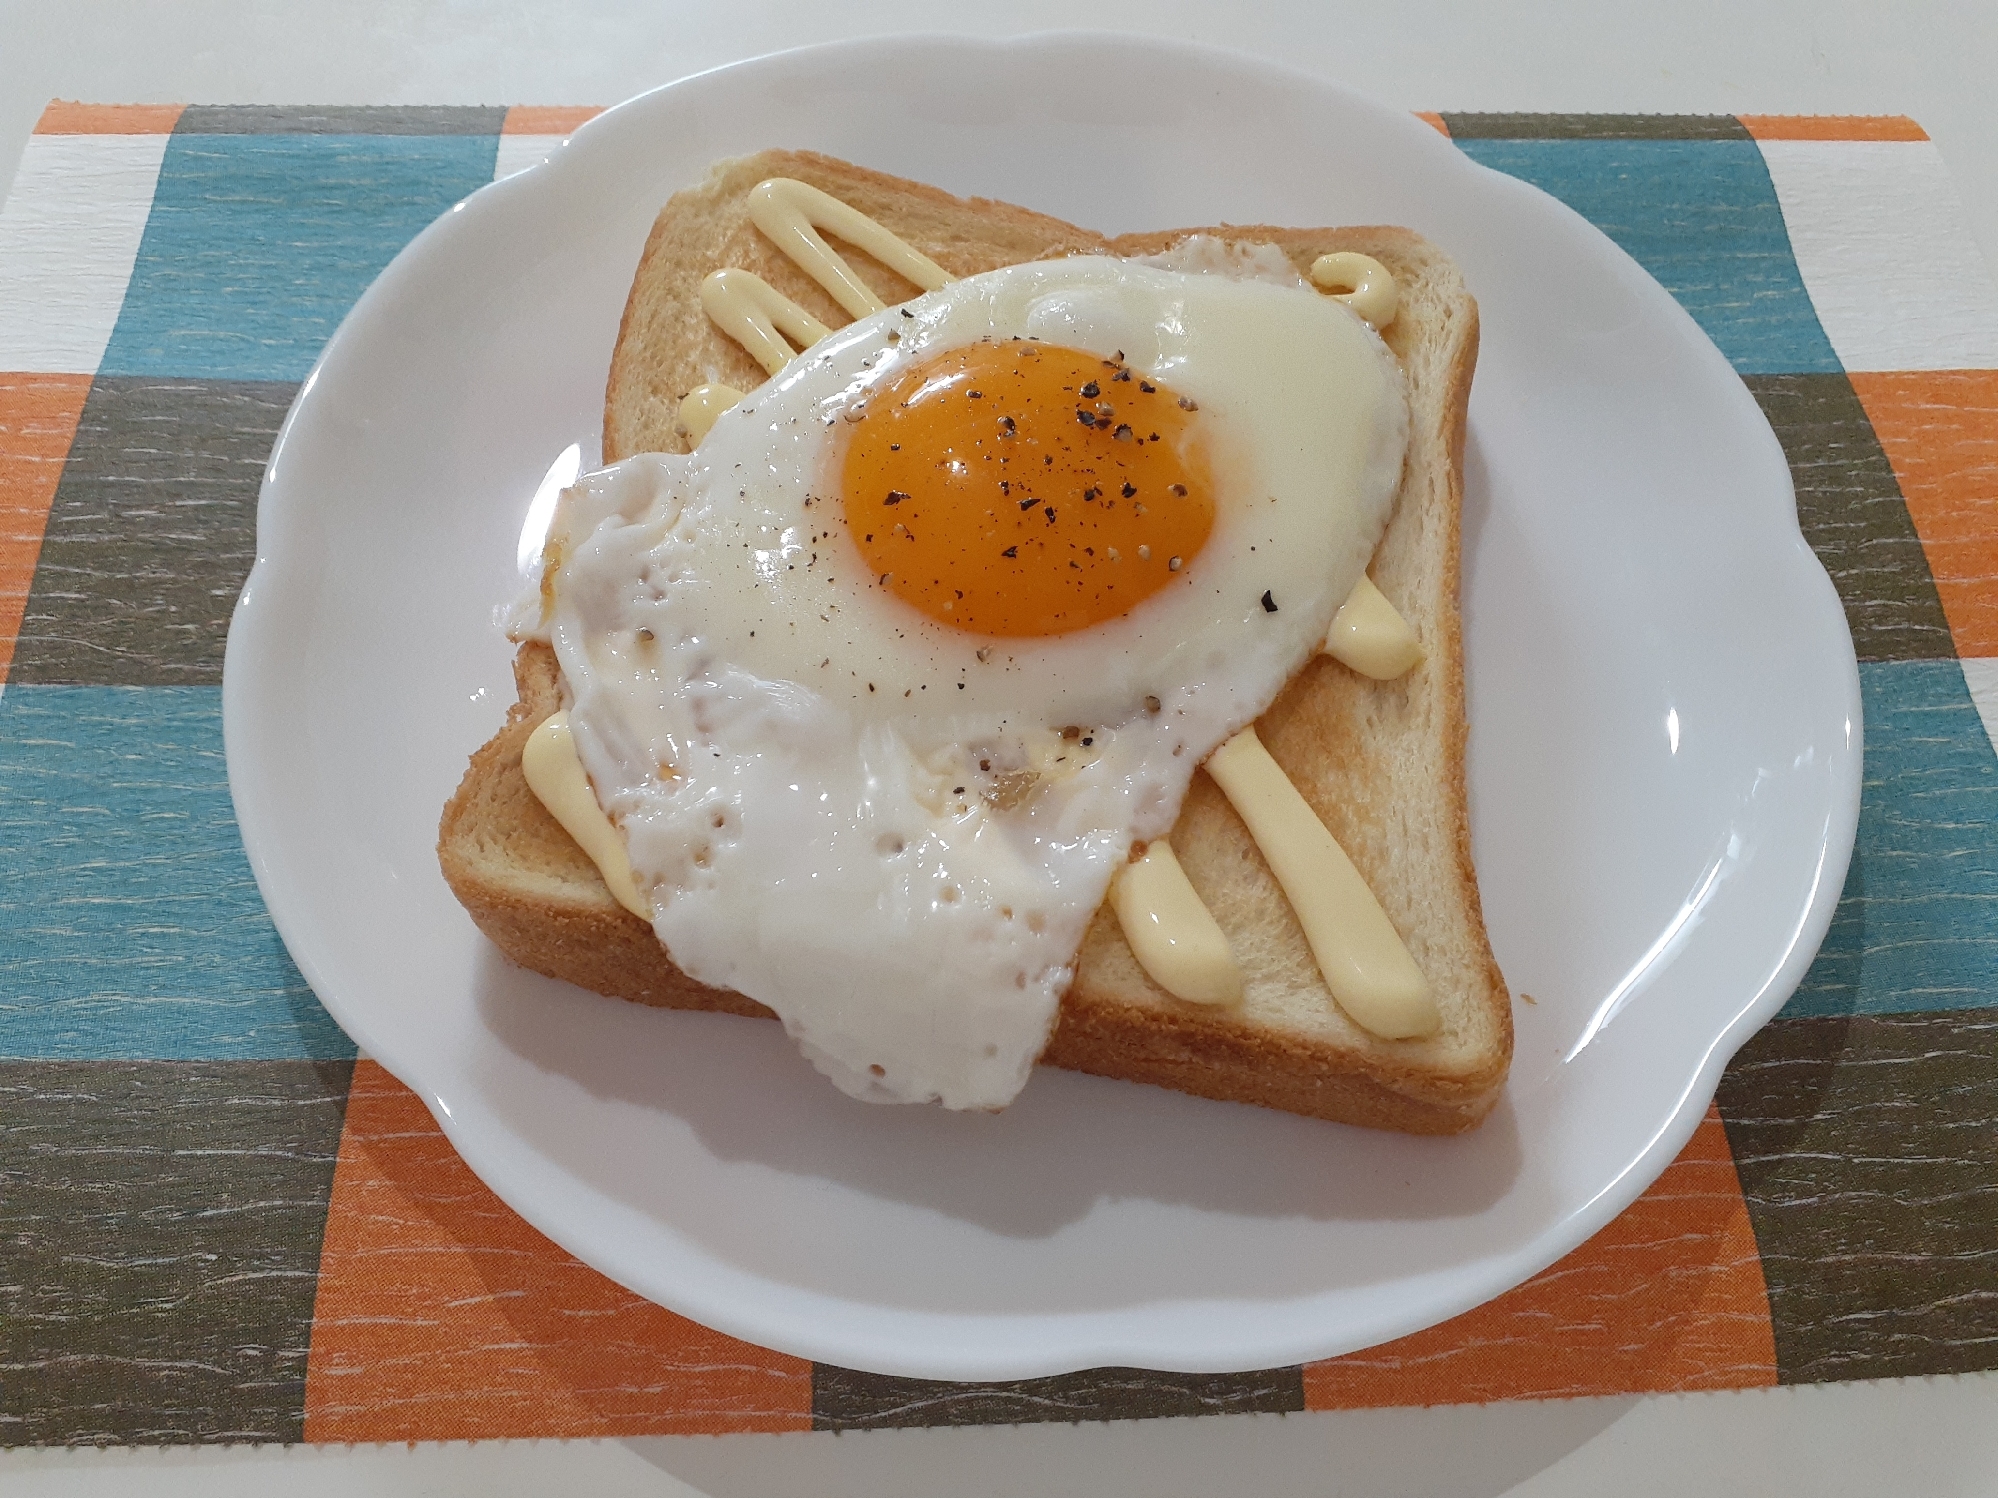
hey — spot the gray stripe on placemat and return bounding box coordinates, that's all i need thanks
[9,377,294,687]
[810,1364,1305,1430]
[1441,113,1753,141]
[1717,1008,1998,1384]
[1742,372,1956,663]
[0,1059,354,1447]
[174,105,508,136]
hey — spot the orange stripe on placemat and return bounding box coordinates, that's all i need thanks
[303,1061,813,1442]
[1304,1108,1776,1409]
[1414,112,1450,137]
[34,101,186,134]
[502,105,605,135]
[1851,371,1998,659]
[0,374,91,684]
[1738,114,1928,142]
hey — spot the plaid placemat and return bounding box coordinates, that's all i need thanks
[2,103,1995,1446]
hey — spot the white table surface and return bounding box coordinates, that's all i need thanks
[2,2,1995,1493]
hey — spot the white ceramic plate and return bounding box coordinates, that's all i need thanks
[224,33,1860,1380]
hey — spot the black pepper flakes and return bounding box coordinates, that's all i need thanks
[1261,589,1278,613]
[1140,380,1156,393]
[1121,481,1137,498]
[1076,409,1097,427]
[1113,424,1133,441]
[884,490,908,505]
[1001,545,1018,558]
[1019,496,1037,511]
[1178,396,1198,411]
[1080,380,1100,398]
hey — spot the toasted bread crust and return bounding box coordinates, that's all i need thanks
[441,151,1509,1134]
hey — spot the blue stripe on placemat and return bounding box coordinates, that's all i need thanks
[1456,137,1842,375]
[97,131,500,383]
[1783,659,1998,1018]
[0,685,354,1060]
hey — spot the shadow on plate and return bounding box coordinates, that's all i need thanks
[471,945,1526,1248]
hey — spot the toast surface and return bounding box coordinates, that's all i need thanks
[440,149,1508,1133]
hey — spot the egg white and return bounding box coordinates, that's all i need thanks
[543,256,1406,1109]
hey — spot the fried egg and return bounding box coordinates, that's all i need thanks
[541,255,1407,1109]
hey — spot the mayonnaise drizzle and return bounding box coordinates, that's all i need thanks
[746,177,955,318]
[677,382,745,445]
[1324,575,1424,679]
[1311,252,1399,331]
[696,178,959,379]
[699,268,834,378]
[1110,842,1244,1005]
[1205,727,1437,1039]
[521,711,652,920]
[1118,574,1425,1020]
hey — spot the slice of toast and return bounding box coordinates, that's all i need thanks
[440,150,1509,1133]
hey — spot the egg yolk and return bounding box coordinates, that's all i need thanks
[842,341,1217,637]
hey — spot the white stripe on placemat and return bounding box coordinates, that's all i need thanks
[493,135,570,183]
[1759,139,1998,373]
[1959,658,1998,759]
[0,134,170,376]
